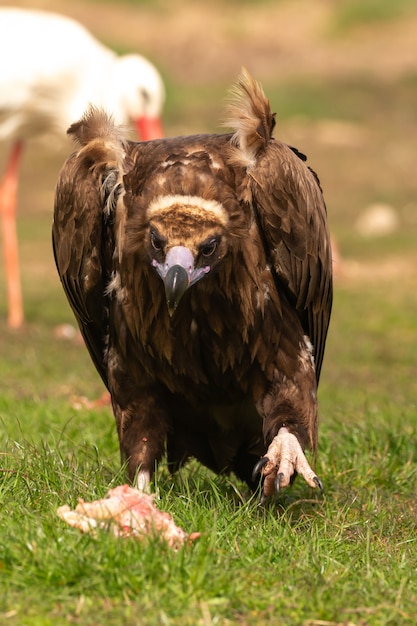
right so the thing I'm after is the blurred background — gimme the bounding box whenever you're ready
[1,0,417,406]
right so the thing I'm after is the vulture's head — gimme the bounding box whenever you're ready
[145,194,229,316]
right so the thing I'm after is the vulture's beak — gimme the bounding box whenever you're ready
[153,246,210,316]
[164,265,189,316]
[135,116,164,141]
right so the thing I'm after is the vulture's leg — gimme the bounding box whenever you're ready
[0,140,24,328]
[253,340,323,501]
[110,391,170,491]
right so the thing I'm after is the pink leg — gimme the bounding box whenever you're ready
[0,140,24,328]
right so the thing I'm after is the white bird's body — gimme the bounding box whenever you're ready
[0,7,165,328]
[0,7,165,141]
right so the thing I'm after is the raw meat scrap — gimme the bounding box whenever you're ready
[57,484,200,548]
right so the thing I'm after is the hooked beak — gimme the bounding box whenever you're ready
[164,265,189,316]
[135,116,164,141]
[153,246,210,316]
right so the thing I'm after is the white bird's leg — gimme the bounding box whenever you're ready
[253,427,323,501]
[0,140,24,328]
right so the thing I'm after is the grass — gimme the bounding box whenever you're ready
[1,369,417,625]
[331,0,417,33]
[1,2,417,623]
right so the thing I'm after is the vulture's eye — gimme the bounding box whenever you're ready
[200,238,218,258]
[150,231,164,252]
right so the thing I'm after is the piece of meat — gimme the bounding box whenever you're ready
[57,484,200,548]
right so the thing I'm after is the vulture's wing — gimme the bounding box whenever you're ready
[52,109,126,386]
[228,71,332,381]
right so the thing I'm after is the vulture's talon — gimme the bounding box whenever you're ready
[275,472,285,493]
[313,475,324,493]
[252,456,269,483]
[259,491,268,507]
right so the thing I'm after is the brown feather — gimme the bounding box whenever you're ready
[226,68,276,166]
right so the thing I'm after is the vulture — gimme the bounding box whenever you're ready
[0,7,165,328]
[53,70,332,501]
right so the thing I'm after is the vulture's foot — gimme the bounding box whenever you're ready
[252,426,323,503]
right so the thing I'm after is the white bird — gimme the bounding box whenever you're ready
[0,7,165,328]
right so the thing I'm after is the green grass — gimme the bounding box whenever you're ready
[1,340,417,625]
[331,0,417,33]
